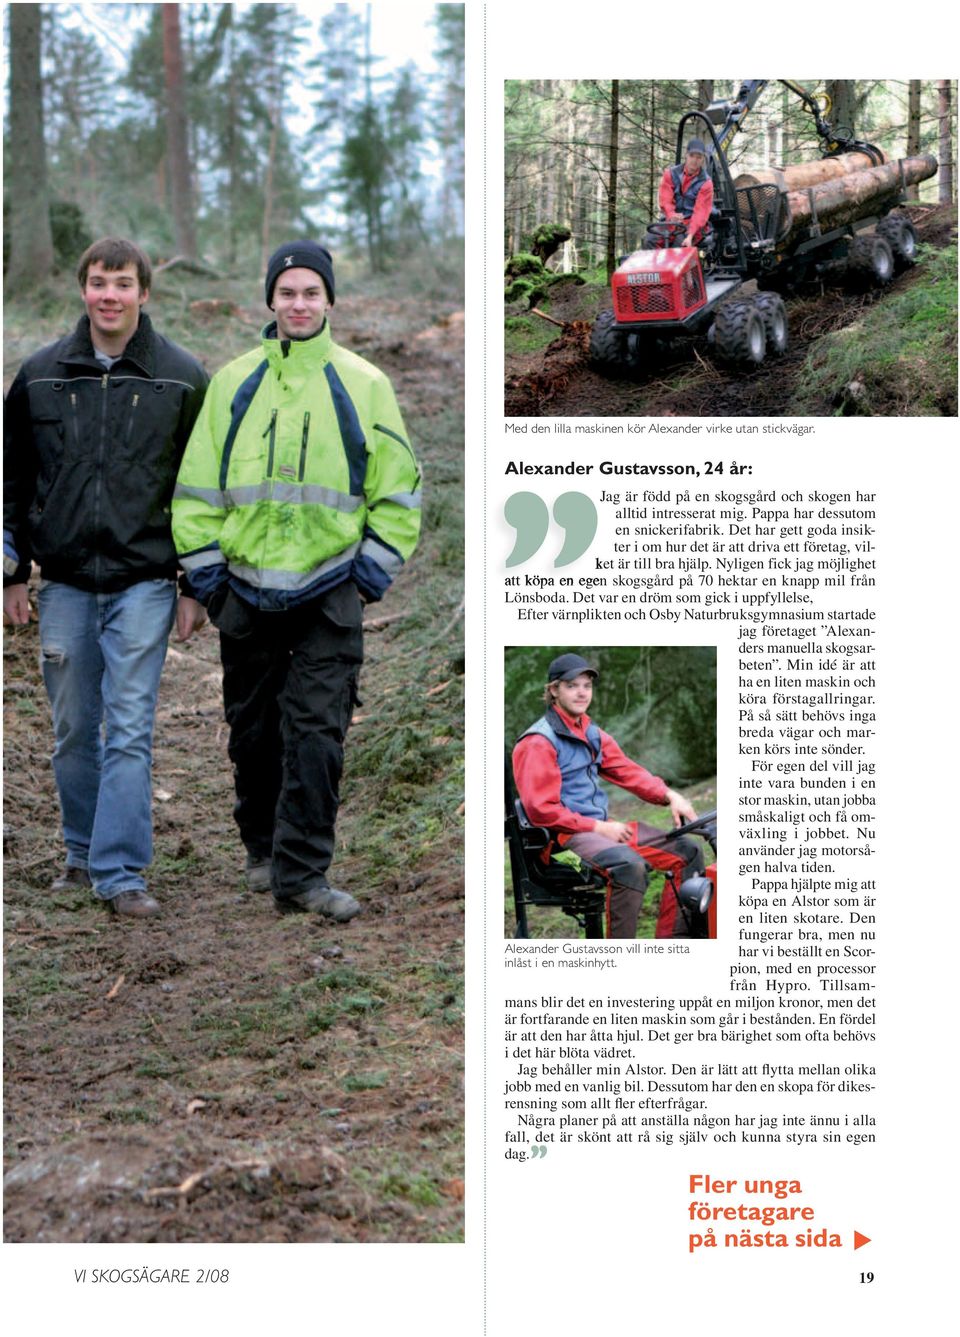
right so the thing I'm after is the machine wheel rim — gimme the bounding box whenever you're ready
[769,310,787,352]
[875,246,893,280]
[747,315,765,362]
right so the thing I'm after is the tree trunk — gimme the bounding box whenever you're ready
[260,99,280,274]
[826,81,857,138]
[735,150,888,191]
[781,83,791,164]
[225,4,239,266]
[6,4,55,293]
[647,83,656,225]
[162,4,197,259]
[605,80,620,282]
[764,116,776,168]
[938,80,954,205]
[567,85,577,263]
[906,81,922,200]
[779,155,938,242]
[697,80,714,109]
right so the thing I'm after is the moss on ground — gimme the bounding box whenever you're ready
[504,314,559,355]
[786,243,958,416]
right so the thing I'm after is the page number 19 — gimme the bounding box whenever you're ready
[860,1272,875,1284]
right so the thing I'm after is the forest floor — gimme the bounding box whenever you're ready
[3,270,466,1242]
[504,204,957,418]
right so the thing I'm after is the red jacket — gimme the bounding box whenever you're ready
[658,166,714,238]
[513,706,669,834]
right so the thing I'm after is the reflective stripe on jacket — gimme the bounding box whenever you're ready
[172,320,421,608]
[518,710,609,821]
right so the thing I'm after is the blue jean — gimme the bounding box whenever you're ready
[37,578,177,899]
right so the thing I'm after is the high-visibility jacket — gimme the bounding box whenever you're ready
[172,320,421,608]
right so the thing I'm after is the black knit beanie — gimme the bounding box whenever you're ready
[265,242,335,308]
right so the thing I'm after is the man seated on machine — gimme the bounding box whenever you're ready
[656,137,714,248]
[512,655,706,939]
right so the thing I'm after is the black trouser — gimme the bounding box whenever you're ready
[213,582,363,899]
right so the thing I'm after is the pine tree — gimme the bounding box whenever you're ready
[432,3,465,240]
[6,3,55,291]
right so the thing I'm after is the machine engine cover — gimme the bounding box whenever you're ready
[612,248,707,323]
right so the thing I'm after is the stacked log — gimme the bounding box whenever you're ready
[735,154,937,247]
[733,150,887,191]
[779,155,937,242]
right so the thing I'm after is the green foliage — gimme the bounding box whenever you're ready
[504,277,547,307]
[343,1071,389,1092]
[504,315,559,355]
[431,5,465,237]
[49,202,93,267]
[788,242,958,415]
[504,645,717,783]
[532,223,572,248]
[505,80,958,269]
[16,4,464,277]
[504,252,545,279]
[307,9,440,267]
[531,222,572,262]
[3,200,92,275]
[379,1170,443,1206]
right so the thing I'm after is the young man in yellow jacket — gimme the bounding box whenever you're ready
[173,242,421,920]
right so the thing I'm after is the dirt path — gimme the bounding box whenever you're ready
[3,299,465,1243]
[505,206,954,417]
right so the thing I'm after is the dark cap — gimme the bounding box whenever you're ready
[548,654,599,683]
[686,137,708,156]
[265,241,335,308]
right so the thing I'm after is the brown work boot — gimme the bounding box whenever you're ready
[109,890,160,918]
[50,865,92,892]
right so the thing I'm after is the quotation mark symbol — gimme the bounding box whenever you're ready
[505,491,598,568]
[530,1144,548,1159]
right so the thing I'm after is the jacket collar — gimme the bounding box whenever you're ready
[60,312,156,374]
[261,318,333,373]
[546,705,594,741]
[678,164,707,187]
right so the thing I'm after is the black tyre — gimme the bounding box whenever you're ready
[754,292,789,357]
[712,301,767,368]
[589,309,628,370]
[876,214,918,271]
[847,234,895,289]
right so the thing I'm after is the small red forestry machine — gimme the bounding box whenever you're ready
[590,80,924,372]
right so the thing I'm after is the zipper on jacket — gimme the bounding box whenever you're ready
[298,412,311,482]
[263,410,278,476]
[68,392,82,453]
[125,393,140,447]
[92,373,110,586]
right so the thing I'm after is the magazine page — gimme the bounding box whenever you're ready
[485,12,957,1337]
[2,2,474,1330]
[2,3,958,1335]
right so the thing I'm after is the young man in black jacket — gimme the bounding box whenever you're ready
[3,238,209,917]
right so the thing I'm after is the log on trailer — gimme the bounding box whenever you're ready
[734,150,887,192]
[774,155,937,244]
